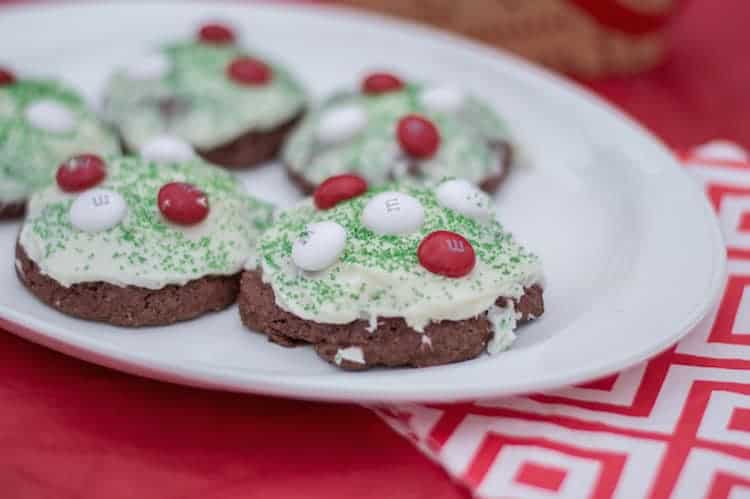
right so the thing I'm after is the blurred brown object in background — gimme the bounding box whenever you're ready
[332,0,679,76]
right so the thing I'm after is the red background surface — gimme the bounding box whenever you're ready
[0,1,748,498]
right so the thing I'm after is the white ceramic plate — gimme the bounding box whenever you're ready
[0,1,726,403]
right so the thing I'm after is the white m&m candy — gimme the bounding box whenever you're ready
[419,85,466,114]
[140,135,196,163]
[69,188,127,233]
[292,221,347,272]
[25,99,75,134]
[126,52,171,81]
[435,179,493,221]
[361,191,424,235]
[317,104,368,144]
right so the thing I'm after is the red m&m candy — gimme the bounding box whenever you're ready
[314,174,368,210]
[198,23,236,44]
[158,182,209,225]
[227,57,272,86]
[56,154,106,193]
[0,67,15,86]
[361,72,404,95]
[397,114,441,159]
[417,230,476,278]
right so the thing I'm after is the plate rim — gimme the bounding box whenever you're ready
[0,0,728,402]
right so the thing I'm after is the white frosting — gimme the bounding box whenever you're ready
[334,346,365,366]
[24,99,76,134]
[435,179,493,221]
[126,52,171,81]
[69,189,127,233]
[419,85,466,113]
[20,157,271,289]
[316,104,368,144]
[361,191,425,235]
[291,221,347,272]
[139,134,196,163]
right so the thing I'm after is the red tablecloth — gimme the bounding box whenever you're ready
[0,1,748,498]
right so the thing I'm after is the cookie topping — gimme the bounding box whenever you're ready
[125,52,171,81]
[25,99,76,134]
[292,221,347,272]
[158,182,209,226]
[397,114,440,159]
[314,174,368,210]
[0,67,15,86]
[227,56,272,86]
[435,179,493,221]
[21,157,273,289]
[56,154,107,193]
[69,188,127,233]
[417,230,476,278]
[258,183,542,333]
[419,85,466,113]
[317,104,368,144]
[140,135,196,163]
[198,23,236,44]
[361,191,424,235]
[361,72,404,94]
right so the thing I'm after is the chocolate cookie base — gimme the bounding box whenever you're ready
[197,112,304,169]
[15,243,240,327]
[0,201,26,220]
[238,270,544,370]
[285,139,514,195]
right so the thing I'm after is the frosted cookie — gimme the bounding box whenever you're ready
[283,72,515,193]
[239,175,544,370]
[16,152,274,326]
[0,68,120,218]
[103,22,307,169]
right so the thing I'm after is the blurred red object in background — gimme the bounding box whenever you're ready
[583,0,750,149]
[333,0,680,77]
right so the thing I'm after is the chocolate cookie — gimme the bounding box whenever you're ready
[16,244,239,327]
[103,22,307,169]
[17,153,273,327]
[240,270,543,370]
[0,68,120,217]
[240,176,545,370]
[283,72,516,193]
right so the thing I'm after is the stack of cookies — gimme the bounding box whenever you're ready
[3,22,545,370]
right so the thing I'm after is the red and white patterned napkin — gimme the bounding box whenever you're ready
[373,142,750,499]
